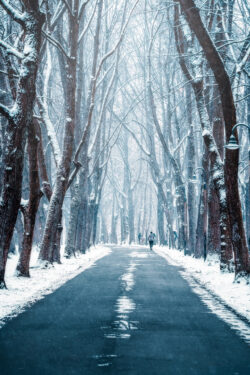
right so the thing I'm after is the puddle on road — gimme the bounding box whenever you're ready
[180,271,250,345]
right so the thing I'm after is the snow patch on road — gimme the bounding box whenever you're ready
[0,246,111,328]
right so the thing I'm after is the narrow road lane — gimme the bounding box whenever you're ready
[0,246,249,375]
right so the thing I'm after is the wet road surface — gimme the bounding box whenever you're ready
[0,246,249,374]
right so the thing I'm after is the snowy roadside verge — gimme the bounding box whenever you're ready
[154,246,250,322]
[0,245,111,328]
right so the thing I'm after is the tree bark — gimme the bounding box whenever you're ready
[16,123,42,277]
[0,2,44,287]
[195,153,208,259]
[207,176,221,255]
[39,1,80,264]
[174,3,234,270]
[157,191,165,245]
[176,0,248,276]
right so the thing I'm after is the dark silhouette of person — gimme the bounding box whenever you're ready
[148,231,155,250]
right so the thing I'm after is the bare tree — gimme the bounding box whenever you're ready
[0,1,44,288]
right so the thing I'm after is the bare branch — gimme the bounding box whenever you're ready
[50,3,66,29]
[0,39,24,59]
[0,0,25,25]
[79,0,91,20]
[0,69,18,78]
[67,161,82,190]
[61,0,74,18]
[42,31,70,60]
[0,102,12,120]
[122,122,150,157]
[95,0,139,79]
[78,0,98,44]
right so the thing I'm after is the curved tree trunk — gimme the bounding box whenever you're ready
[176,0,248,277]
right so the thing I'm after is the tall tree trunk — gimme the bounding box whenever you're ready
[0,3,44,287]
[80,197,89,253]
[176,0,248,276]
[174,3,233,271]
[157,191,165,245]
[207,176,221,255]
[187,123,196,254]
[65,180,81,258]
[16,123,42,276]
[111,194,118,243]
[246,82,250,251]
[195,158,208,259]
[39,1,80,264]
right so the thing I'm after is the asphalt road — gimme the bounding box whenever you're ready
[0,246,249,375]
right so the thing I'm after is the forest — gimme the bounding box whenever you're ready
[0,0,249,290]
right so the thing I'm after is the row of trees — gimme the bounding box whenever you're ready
[96,0,249,276]
[0,0,139,288]
[0,0,249,288]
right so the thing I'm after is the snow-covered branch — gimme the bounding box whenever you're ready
[42,31,70,60]
[173,131,190,155]
[79,0,91,20]
[78,0,98,45]
[0,39,24,59]
[121,122,150,157]
[0,102,12,120]
[37,98,61,168]
[50,3,66,28]
[61,0,73,17]
[95,0,139,80]
[0,0,25,25]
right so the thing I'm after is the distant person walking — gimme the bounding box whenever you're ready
[148,231,155,250]
[138,232,142,244]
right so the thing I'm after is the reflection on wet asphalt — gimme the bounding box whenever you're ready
[95,252,144,367]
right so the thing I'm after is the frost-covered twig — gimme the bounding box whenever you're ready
[37,98,61,168]
[61,0,74,18]
[0,39,24,59]
[79,0,91,20]
[0,0,25,25]
[78,0,97,44]
[95,0,139,80]
[42,31,70,60]
[50,2,66,28]
[173,131,190,155]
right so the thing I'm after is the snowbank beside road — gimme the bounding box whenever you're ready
[0,246,111,328]
[154,246,250,322]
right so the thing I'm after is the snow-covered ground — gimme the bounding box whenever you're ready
[154,246,250,321]
[0,245,111,328]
